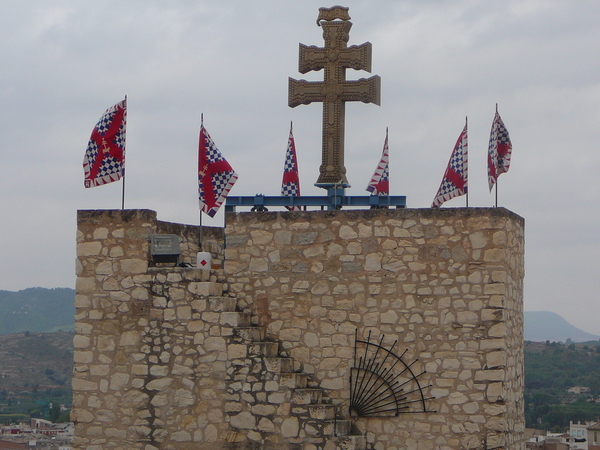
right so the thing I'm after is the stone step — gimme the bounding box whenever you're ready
[219,311,252,327]
[264,357,301,374]
[233,326,266,342]
[248,342,279,357]
[208,296,237,312]
[240,308,259,326]
[323,420,356,437]
[292,389,323,405]
[210,268,225,279]
[188,268,211,281]
[308,404,336,420]
[279,372,308,389]
[332,435,367,450]
[189,281,223,297]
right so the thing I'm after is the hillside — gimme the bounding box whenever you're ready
[0,288,75,335]
[525,340,600,430]
[0,332,73,423]
[0,332,73,391]
[524,311,600,343]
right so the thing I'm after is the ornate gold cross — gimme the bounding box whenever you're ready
[101,138,110,154]
[289,6,381,188]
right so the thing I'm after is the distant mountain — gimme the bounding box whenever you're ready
[524,311,600,343]
[0,288,74,335]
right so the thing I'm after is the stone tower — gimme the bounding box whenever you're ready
[72,206,525,450]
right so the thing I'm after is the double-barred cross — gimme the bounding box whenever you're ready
[289,9,381,188]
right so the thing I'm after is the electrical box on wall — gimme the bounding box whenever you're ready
[150,234,180,264]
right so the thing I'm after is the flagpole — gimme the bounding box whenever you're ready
[120,95,128,210]
[496,103,499,208]
[199,113,204,251]
[495,180,498,208]
[199,212,203,251]
[121,176,125,210]
[465,116,468,208]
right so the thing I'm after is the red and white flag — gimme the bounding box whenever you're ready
[83,98,126,188]
[198,123,238,218]
[488,107,512,191]
[366,129,390,195]
[432,121,468,207]
[281,123,301,211]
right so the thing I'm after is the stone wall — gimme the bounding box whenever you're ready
[73,207,525,450]
[76,209,224,270]
[73,210,228,450]
[223,208,525,450]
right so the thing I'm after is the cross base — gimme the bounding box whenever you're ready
[320,185,348,210]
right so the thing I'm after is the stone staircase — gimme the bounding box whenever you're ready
[207,281,366,450]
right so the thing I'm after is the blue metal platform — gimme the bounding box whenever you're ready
[225,188,406,212]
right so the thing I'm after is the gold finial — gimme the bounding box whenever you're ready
[317,6,350,26]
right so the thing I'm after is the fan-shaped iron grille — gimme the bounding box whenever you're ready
[349,329,435,417]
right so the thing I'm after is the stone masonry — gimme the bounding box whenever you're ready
[73,207,525,450]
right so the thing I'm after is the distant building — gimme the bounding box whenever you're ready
[588,422,600,450]
[568,386,591,395]
[570,421,600,450]
[0,438,27,449]
[30,420,52,432]
[0,425,31,436]
[0,420,72,450]
[29,420,73,438]
[525,429,571,450]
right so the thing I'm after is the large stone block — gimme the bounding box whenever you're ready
[77,242,102,257]
[73,335,90,349]
[72,378,98,391]
[189,282,223,297]
[120,258,148,274]
[230,411,256,430]
[75,277,96,294]
[281,417,299,437]
[118,330,139,346]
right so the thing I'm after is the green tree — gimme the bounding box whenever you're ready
[49,402,60,422]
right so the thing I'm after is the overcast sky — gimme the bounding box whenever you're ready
[1,1,599,334]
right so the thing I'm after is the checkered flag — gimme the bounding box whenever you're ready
[83,98,126,188]
[281,122,301,211]
[488,106,512,190]
[432,121,468,207]
[198,123,238,218]
[366,129,390,195]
